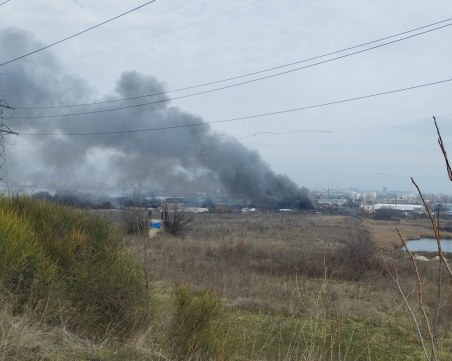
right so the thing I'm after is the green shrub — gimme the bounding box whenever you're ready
[169,285,229,360]
[0,196,147,338]
[66,243,146,337]
[0,207,58,312]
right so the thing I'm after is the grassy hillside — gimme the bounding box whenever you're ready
[0,196,147,340]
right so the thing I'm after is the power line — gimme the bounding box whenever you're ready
[0,0,157,68]
[10,21,452,119]
[11,16,452,111]
[64,0,262,64]
[0,0,11,7]
[17,76,452,136]
[239,130,337,139]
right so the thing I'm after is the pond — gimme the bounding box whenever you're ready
[403,238,452,253]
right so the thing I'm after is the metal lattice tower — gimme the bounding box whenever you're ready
[0,98,17,194]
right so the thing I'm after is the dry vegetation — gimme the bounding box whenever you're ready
[127,213,443,309]
[4,202,452,360]
[122,212,452,360]
[363,217,452,250]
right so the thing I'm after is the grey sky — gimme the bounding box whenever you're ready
[1,0,452,194]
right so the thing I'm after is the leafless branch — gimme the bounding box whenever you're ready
[432,206,443,345]
[411,178,452,277]
[397,228,437,360]
[386,264,429,360]
[434,116,452,181]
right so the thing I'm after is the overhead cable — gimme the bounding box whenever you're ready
[65,0,262,64]
[239,130,337,139]
[17,76,452,136]
[0,0,11,7]
[12,16,452,110]
[0,0,157,68]
[11,22,452,118]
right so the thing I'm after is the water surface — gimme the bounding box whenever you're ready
[403,238,452,253]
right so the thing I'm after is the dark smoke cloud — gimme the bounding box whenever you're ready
[0,27,312,209]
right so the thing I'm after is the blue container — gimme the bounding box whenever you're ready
[150,219,161,229]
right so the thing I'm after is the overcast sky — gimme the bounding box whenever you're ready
[1,0,452,195]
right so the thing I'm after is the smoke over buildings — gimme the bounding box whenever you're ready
[1,27,312,209]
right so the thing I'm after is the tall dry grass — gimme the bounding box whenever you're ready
[126,214,393,318]
[0,304,99,361]
[126,212,452,335]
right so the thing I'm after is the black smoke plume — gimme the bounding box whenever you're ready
[0,28,312,209]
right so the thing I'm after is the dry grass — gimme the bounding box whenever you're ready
[5,207,452,360]
[0,302,171,361]
[186,213,365,247]
[363,217,452,250]
[124,213,407,320]
[122,212,452,359]
[0,304,98,361]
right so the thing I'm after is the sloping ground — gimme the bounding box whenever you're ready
[0,305,98,361]
[0,196,147,340]
[0,303,163,361]
[3,204,452,360]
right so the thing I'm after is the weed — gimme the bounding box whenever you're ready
[169,285,230,360]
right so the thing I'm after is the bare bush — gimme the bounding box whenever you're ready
[336,229,378,280]
[162,205,193,236]
[122,208,148,234]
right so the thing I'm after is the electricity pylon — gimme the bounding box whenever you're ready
[0,98,17,193]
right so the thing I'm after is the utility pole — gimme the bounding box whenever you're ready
[0,97,17,193]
